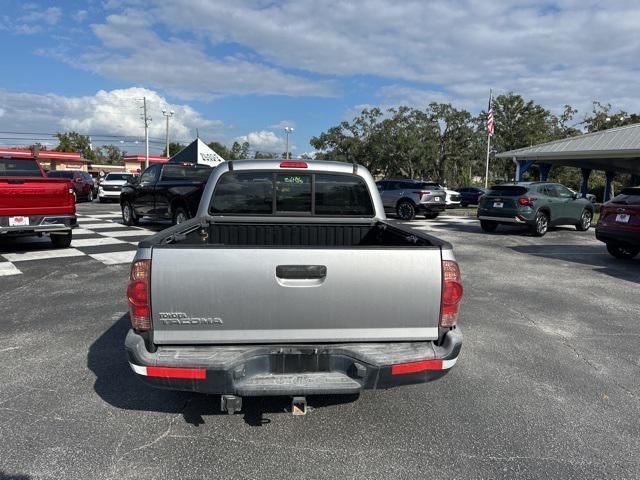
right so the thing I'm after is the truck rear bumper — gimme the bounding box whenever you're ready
[125,328,462,396]
[0,215,76,235]
[595,227,640,247]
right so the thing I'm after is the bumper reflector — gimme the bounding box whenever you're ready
[130,363,206,379]
[391,357,457,375]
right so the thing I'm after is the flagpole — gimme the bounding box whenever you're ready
[484,89,492,189]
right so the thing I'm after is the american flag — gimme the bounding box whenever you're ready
[487,91,494,137]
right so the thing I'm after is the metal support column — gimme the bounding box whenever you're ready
[538,163,552,182]
[603,171,615,202]
[580,168,591,198]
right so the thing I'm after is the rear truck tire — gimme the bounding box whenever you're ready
[122,201,139,226]
[50,231,72,248]
[396,200,416,221]
[87,190,94,202]
[172,206,189,225]
[424,212,439,220]
[575,209,592,231]
[480,220,498,232]
[606,243,640,259]
[532,211,549,237]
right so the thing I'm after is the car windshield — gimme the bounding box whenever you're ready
[0,158,43,177]
[47,171,75,179]
[487,185,528,196]
[105,173,134,181]
[610,187,640,205]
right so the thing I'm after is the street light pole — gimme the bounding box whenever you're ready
[162,109,174,159]
[140,97,151,169]
[284,126,294,159]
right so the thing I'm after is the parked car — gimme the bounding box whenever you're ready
[477,182,594,236]
[0,156,76,248]
[120,162,212,226]
[568,188,597,204]
[47,170,95,202]
[595,186,640,259]
[376,179,446,220]
[125,160,463,413]
[98,172,136,203]
[444,188,461,208]
[456,187,486,207]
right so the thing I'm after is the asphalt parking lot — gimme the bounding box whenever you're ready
[1,202,639,479]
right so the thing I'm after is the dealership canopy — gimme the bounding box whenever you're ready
[168,138,225,167]
[495,123,640,200]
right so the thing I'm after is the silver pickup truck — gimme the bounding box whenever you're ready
[125,160,463,413]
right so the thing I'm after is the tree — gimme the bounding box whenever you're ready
[95,144,125,165]
[207,141,230,160]
[162,142,185,157]
[582,101,640,132]
[54,131,96,161]
[240,141,250,159]
[254,151,277,159]
[229,141,243,160]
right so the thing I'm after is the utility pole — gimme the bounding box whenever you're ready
[140,97,151,169]
[162,109,174,159]
[484,89,494,189]
[284,126,294,159]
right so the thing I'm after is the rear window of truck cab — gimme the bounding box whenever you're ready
[0,159,42,177]
[210,171,374,216]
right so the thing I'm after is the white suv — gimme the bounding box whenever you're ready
[98,172,136,203]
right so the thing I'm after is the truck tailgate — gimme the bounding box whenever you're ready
[0,178,74,216]
[150,247,442,344]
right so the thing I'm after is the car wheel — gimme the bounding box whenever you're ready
[87,190,94,202]
[532,211,549,237]
[480,220,498,232]
[172,207,189,225]
[122,201,139,226]
[576,209,592,231]
[396,200,416,221]
[50,231,72,248]
[424,212,439,219]
[606,244,640,260]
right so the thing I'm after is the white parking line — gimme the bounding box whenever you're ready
[98,229,155,237]
[86,214,122,218]
[88,251,136,265]
[0,263,22,276]
[76,223,128,229]
[2,248,85,262]
[71,237,125,248]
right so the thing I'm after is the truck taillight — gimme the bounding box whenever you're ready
[279,161,308,168]
[440,260,463,327]
[127,260,151,331]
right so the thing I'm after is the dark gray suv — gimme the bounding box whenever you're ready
[376,180,447,220]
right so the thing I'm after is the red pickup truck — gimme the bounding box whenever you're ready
[0,156,77,248]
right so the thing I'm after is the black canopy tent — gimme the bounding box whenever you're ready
[496,123,640,201]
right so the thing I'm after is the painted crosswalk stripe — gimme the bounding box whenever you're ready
[98,229,155,237]
[76,223,128,229]
[88,250,136,265]
[71,237,125,248]
[0,263,22,276]
[2,248,85,262]
[86,213,122,218]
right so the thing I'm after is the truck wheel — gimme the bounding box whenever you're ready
[172,207,189,225]
[480,220,498,232]
[575,209,592,231]
[532,211,549,237]
[424,212,439,220]
[461,202,468,208]
[396,200,416,221]
[51,231,72,248]
[122,201,139,226]
[606,244,639,259]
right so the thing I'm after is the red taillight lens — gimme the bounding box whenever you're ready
[279,161,308,168]
[518,197,536,207]
[127,260,151,331]
[440,260,463,327]
[413,190,432,198]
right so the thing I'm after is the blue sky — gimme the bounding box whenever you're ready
[1,0,639,156]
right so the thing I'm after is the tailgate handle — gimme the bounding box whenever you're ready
[276,265,327,280]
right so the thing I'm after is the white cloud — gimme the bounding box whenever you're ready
[0,87,223,145]
[1,6,62,35]
[73,10,88,22]
[236,130,295,153]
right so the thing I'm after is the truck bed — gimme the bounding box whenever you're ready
[142,219,444,345]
